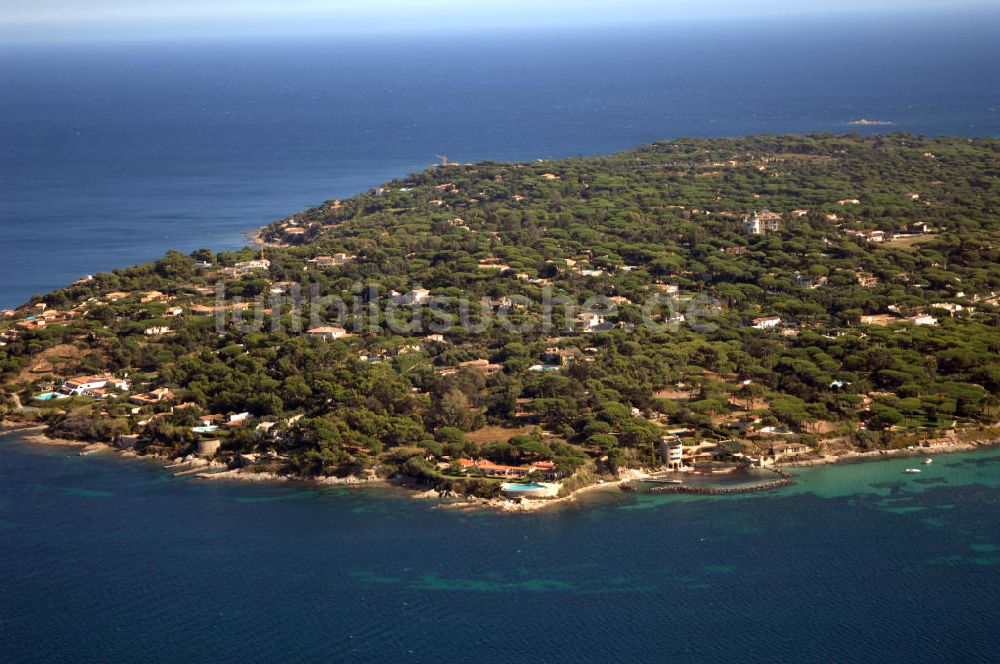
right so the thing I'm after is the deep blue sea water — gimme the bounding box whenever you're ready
[2,13,999,308]
[3,435,1000,662]
[3,13,1000,662]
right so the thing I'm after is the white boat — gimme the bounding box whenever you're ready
[922,458,933,465]
[904,468,921,474]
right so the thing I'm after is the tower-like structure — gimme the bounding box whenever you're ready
[660,438,685,471]
[743,212,763,236]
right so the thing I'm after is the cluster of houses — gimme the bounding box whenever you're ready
[791,270,880,289]
[734,202,936,246]
[0,302,84,339]
[842,222,935,244]
[307,253,357,269]
[659,437,811,472]
[861,313,939,327]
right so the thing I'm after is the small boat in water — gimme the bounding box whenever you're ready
[904,468,921,474]
[922,458,933,465]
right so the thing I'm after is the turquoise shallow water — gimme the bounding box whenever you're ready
[2,435,1000,663]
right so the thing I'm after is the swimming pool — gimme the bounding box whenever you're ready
[501,483,548,491]
[33,392,69,401]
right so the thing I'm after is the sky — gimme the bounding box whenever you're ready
[1,0,996,41]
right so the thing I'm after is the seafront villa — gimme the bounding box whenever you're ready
[660,438,775,473]
[454,458,559,480]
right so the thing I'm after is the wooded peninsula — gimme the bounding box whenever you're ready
[2,134,998,502]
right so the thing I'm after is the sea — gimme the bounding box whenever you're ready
[2,12,1000,309]
[2,10,1000,662]
[3,435,1000,662]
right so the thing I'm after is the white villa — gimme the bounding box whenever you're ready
[391,289,432,305]
[752,316,782,330]
[59,374,131,397]
[233,259,271,274]
[307,326,350,341]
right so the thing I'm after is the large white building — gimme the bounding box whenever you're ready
[233,259,271,274]
[751,316,782,330]
[59,374,130,397]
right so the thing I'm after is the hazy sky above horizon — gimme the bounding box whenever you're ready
[1,0,996,41]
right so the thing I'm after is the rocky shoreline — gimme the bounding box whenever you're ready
[775,439,1000,469]
[193,467,386,487]
[5,421,1000,511]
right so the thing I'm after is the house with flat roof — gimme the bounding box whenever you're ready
[907,314,938,326]
[771,441,811,457]
[751,316,782,330]
[233,259,271,274]
[59,374,130,397]
[309,253,357,268]
[457,359,503,375]
[307,326,350,341]
[391,289,432,305]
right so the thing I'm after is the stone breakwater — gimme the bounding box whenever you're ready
[620,478,794,495]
